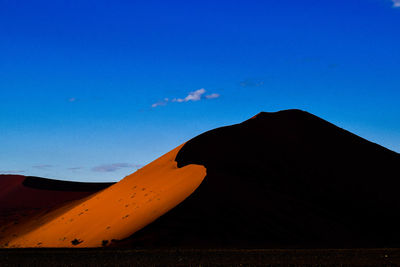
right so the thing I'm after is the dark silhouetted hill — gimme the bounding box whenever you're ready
[117,109,400,248]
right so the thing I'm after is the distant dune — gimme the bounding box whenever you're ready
[0,175,113,212]
[1,109,400,248]
[0,175,113,246]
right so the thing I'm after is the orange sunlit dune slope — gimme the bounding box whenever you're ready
[2,144,206,247]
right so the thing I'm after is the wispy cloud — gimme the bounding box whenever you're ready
[205,93,220,99]
[393,0,400,7]
[0,170,25,174]
[151,88,220,108]
[68,97,77,102]
[151,98,169,108]
[239,79,264,88]
[92,163,142,172]
[68,167,84,171]
[32,164,53,169]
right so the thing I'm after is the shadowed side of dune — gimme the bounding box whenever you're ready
[116,109,400,248]
[0,175,114,212]
[22,176,114,192]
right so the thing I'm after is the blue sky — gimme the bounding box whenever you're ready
[0,0,399,182]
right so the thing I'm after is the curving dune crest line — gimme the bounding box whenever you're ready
[3,144,206,248]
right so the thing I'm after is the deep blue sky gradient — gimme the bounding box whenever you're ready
[1,0,399,181]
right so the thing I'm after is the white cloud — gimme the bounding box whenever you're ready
[151,98,169,108]
[393,0,400,7]
[152,89,220,108]
[205,93,220,99]
[172,88,206,103]
[92,163,142,172]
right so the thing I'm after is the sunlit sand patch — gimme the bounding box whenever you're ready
[4,144,206,247]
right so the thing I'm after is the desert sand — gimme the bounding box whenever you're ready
[2,109,400,249]
[0,175,112,213]
[1,144,205,247]
[0,175,112,241]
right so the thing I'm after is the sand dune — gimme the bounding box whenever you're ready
[1,145,205,247]
[0,175,113,247]
[2,109,400,248]
[0,175,112,212]
[120,109,400,248]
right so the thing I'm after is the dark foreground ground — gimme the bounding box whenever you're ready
[1,248,400,266]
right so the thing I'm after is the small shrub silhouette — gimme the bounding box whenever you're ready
[102,240,109,247]
[71,239,83,245]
